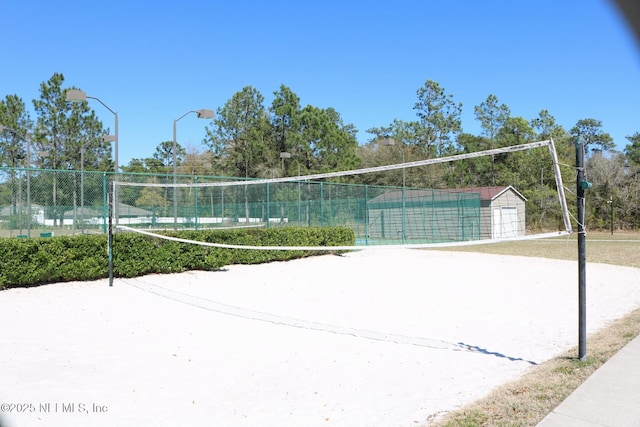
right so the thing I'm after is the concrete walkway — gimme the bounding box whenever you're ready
[537,334,640,426]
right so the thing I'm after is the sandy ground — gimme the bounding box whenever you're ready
[1,249,640,427]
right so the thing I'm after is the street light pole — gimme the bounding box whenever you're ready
[66,90,118,173]
[66,89,119,226]
[172,109,214,230]
[279,151,291,174]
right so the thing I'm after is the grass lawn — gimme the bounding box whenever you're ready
[435,231,640,269]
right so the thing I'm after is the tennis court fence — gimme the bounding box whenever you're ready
[0,167,485,244]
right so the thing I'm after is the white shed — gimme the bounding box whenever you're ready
[454,186,527,239]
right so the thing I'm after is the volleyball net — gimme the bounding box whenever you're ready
[114,139,571,250]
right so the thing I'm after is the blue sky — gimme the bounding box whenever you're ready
[2,0,638,167]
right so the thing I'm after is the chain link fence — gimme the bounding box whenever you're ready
[1,167,483,244]
[0,167,109,238]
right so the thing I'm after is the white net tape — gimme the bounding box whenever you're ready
[119,140,553,188]
[115,139,571,250]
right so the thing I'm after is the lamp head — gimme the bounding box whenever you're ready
[66,89,87,102]
[196,109,214,119]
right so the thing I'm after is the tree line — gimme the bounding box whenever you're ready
[2,72,640,230]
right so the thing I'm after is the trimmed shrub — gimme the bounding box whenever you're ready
[0,226,355,290]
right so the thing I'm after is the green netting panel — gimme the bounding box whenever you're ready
[1,168,480,245]
[365,189,481,244]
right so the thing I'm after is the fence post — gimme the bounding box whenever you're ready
[195,176,199,231]
[365,185,369,245]
[266,182,270,229]
[320,182,324,227]
[108,187,114,287]
[102,173,107,234]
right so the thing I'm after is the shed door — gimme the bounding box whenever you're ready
[501,207,518,238]
[493,206,518,238]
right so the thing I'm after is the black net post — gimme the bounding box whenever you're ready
[576,138,589,360]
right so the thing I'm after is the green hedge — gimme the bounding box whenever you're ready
[0,226,355,290]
